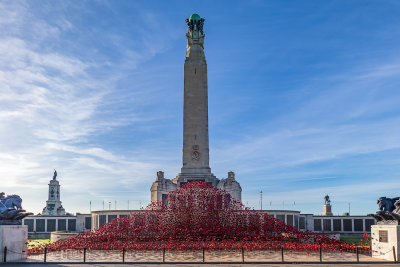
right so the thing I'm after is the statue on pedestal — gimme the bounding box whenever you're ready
[322,195,333,216]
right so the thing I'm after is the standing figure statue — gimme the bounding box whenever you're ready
[53,169,57,180]
[324,195,331,205]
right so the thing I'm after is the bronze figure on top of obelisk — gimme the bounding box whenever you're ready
[150,14,242,203]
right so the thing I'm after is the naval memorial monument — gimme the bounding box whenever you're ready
[151,14,242,202]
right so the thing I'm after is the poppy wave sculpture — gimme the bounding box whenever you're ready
[28,182,370,255]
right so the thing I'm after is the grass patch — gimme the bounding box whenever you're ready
[27,239,53,249]
[341,237,363,244]
[340,237,371,248]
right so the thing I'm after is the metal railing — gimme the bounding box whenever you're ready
[2,245,395,264]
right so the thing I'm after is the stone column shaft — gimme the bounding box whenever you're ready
[181,16,211,175]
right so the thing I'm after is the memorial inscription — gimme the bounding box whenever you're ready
[379,230,388,242]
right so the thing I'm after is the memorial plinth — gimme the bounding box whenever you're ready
[0,225,28,262]
[371,222,400,261]
[369,196,400,261]
[323,204,333,216]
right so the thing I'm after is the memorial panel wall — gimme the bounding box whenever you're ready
[343,219,352,231]
[99,215,106,228]
[68,219,76,231]
[24,219,34,232]
[85,217,92,230]
[333,219,341,231]
[314,219,322,231]
[287,215,294,226]
[277,215,285,222]
[36,219,45,232]
[354,219,363,231]
[299,217,306,229]
[323,219,331,231]
[47,219,56,232]
[108,215,117,222]
[58,219,66,231]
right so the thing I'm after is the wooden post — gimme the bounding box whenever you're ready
[319,244,322,262]
[356,247,359,262]
[163,248,166,262]
[3,246,6,263]
[44,247,47,263]
[242,247,244,262]
[122,246,125,263]
[393,246,396,262]
[281,246,284,262]
[83,247,86,262]
[202,247,205,263]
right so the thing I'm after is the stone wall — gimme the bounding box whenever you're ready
[0,225,28,262]
[371,224,400,261]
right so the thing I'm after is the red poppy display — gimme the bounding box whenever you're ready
[28,182,370,255]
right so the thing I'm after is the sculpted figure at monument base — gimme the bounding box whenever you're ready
[0,193,32,225]
[0,192,29,261]
[369,197,400,222]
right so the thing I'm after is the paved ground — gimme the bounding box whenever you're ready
[1,264,400,267]
[22,250,387,263]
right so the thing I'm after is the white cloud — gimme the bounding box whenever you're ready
[0,1,177,214]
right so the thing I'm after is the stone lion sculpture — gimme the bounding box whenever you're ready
[377,197,398,212]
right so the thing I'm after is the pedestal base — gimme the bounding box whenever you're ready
[173,173,219,187]
[0,225,28,262]
[371,224,400,261]
[322,204,333,216]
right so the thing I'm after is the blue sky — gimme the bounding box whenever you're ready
[1,0,400,215]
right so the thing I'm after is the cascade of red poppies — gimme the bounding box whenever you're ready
[28,182,370,255]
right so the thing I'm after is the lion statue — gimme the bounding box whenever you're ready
[377,197,399,213]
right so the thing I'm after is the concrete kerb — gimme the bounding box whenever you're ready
[0,261,398,265]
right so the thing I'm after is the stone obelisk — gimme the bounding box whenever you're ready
[151,14,241,202]
[174,14,218,186]
[182,14,210,174]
